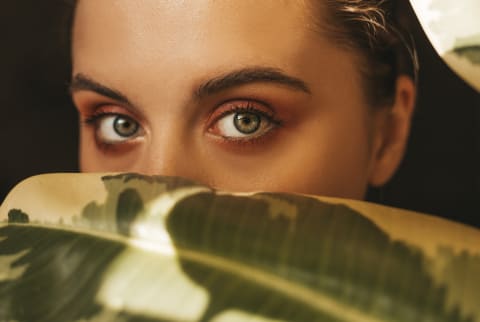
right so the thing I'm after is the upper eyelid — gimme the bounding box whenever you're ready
[73,96,147,127]
[83,111,126,124]
[208,99,275,120]
[213,97,275,112]
[81,105,142,122]
[216,106,274,120]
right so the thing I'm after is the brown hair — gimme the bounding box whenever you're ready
[314,0,419,107]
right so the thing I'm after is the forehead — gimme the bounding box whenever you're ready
[73,0,311,37]
[72,0,363,107]
[72,0,317,70]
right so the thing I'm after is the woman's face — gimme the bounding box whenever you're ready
[71,0,413,198]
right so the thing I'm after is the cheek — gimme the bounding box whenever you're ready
[300,117,373,198]
[296,110,373,198]
[264,135,371,198]
[202,109,373,198]
[78,127,136,172]
[79,128,101,172]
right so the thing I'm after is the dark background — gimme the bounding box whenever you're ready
[1,2,479,226]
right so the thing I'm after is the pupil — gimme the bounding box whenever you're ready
[114,116,138,137]
[234,113,260,134]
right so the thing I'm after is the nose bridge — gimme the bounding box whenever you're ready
[135,127,197,180]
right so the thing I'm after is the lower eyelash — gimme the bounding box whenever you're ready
[219,123,281,147]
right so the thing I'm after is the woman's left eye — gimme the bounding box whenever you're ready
[211,109,277,140]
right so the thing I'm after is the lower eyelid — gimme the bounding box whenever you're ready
[209,121,280,146]
[211,127,281,151]
[91,132,144,155]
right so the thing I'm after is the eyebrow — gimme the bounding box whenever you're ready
[70,67,311,104]
[70,74,133,106]
[194,67,311,99]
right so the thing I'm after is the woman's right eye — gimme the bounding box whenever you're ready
[90,114,141,144]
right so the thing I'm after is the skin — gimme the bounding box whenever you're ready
[71,0,415,199]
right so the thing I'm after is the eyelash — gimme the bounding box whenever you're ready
[215,104,275,124]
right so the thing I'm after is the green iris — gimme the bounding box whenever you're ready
[233,112,261,134]
[113,116,139,138]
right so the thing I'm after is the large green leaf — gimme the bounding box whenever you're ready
[0,173,479,321]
